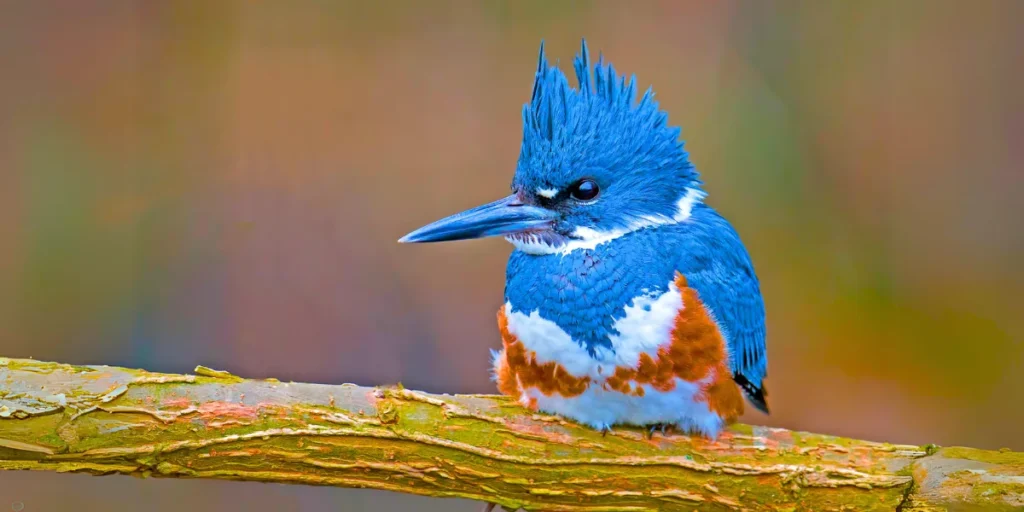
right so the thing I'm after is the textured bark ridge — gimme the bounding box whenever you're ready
[0,358,1020,511]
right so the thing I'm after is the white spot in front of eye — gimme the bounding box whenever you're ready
[536,187,558,199]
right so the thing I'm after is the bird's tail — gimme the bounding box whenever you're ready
[733,373,769,414]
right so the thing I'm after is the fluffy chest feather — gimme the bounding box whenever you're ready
[503,279,683,379]
[504,229,681,356]
[493,272,744,437]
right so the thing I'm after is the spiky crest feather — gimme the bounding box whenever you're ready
[518,39,700,189]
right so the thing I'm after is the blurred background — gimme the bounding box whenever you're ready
[1,1,1022,510]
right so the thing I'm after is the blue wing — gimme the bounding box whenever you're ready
[674,207,769,412]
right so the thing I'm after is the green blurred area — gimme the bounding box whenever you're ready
[0,1,1021,510]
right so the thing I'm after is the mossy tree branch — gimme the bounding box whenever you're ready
[0,357,1020,511]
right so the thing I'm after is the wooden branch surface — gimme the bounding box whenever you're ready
[0,357,1021,511]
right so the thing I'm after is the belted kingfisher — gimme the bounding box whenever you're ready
[400,40,767,438]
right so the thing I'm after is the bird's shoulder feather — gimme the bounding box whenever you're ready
[667,207,769,412]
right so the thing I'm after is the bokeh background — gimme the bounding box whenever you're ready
[1,1,1022,510]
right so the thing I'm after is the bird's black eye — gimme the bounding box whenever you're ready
[569,179,600,201]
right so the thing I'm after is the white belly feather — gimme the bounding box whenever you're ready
[499,279,726,436]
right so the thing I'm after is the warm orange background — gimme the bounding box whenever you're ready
[1,1,1021,510]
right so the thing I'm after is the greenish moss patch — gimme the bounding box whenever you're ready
[941,447,1024,467]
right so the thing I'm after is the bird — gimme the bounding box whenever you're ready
[399,39,768,441]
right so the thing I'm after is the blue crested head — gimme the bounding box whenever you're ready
[400,39,705,253]
[512,40,703,245]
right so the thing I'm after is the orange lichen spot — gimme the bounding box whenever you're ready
[195,401,260,421]
[161,397,192,408]
[496,309,590,400]
[913,465,929,484]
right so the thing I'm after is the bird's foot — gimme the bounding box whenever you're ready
[480,503,499,512]
[598,423,613,436]
[645,423,676,440]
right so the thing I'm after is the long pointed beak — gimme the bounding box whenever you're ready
[399,194,556,243]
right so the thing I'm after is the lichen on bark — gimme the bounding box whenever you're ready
[0,357,1020,511]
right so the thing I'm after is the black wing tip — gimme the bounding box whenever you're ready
[734,373,770,415]
[748,390,770,414]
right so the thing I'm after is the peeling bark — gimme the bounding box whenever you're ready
[0,357,1020,511]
